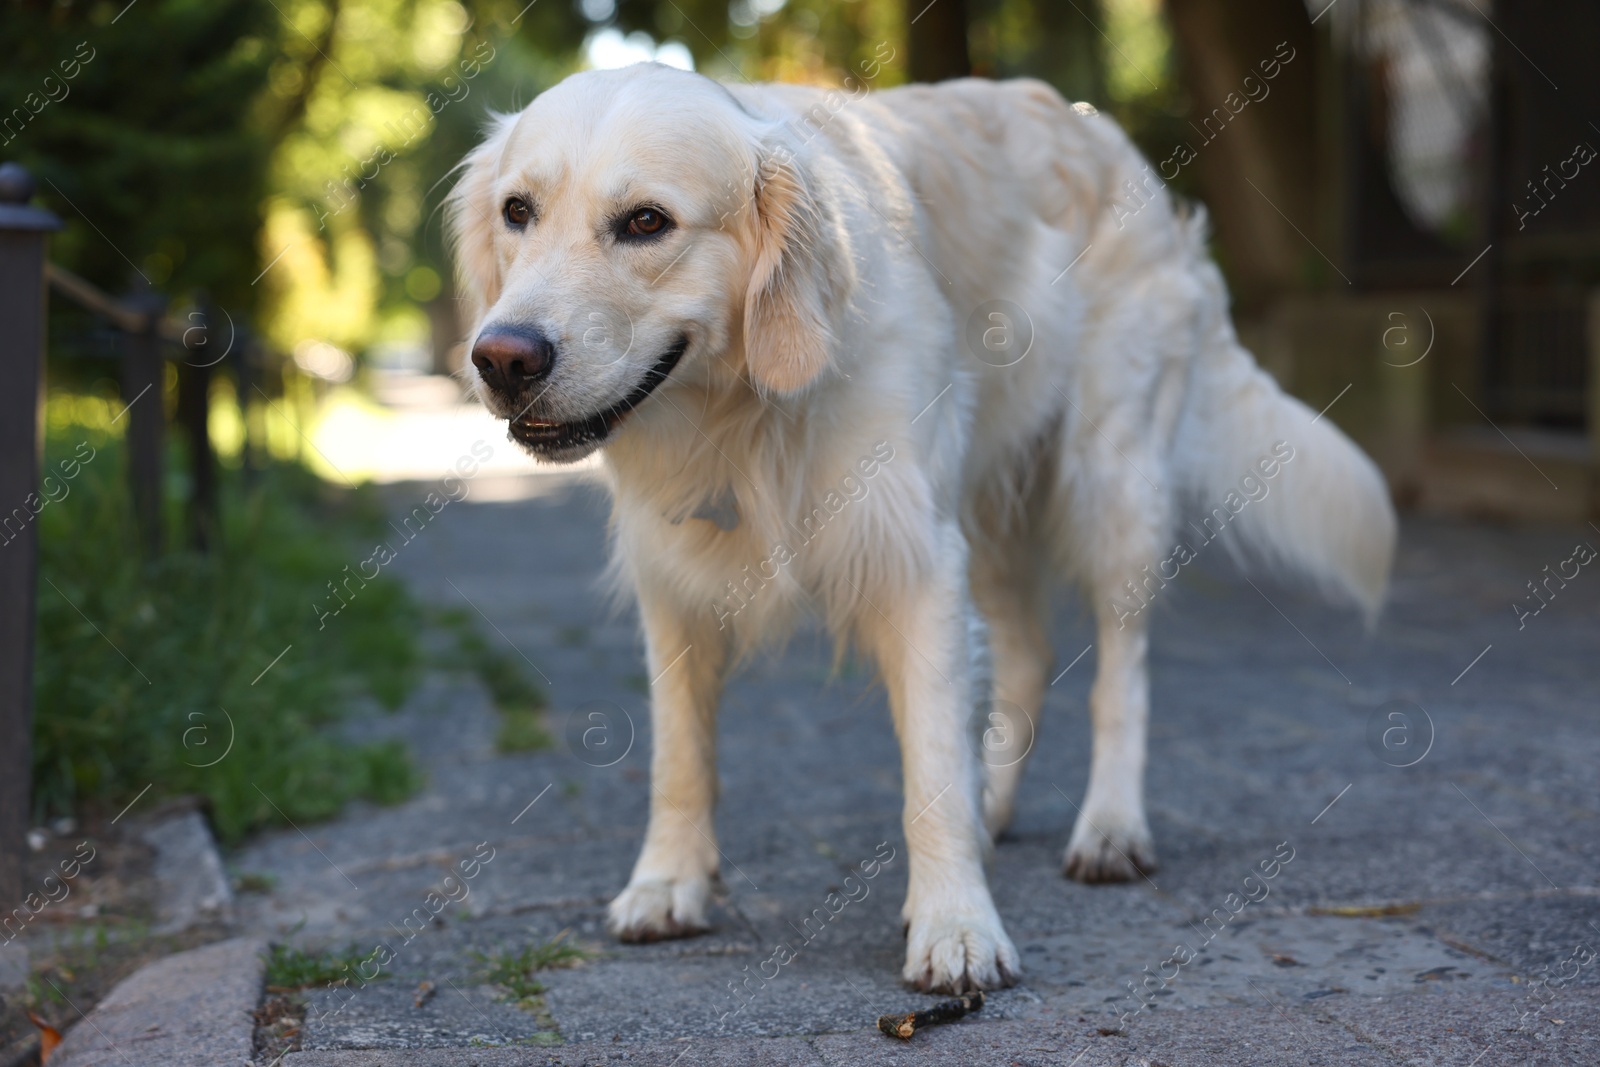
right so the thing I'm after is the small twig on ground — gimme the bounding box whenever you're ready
[876,990,984,1039]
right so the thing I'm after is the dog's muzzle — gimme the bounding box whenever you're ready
[506,335,689,454]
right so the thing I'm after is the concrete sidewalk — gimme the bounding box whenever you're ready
[226,474,1600,1065]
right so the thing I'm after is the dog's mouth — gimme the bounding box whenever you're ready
[507,336,688,453]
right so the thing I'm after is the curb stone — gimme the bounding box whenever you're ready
[48,936,266,1067]
[141,808,235,933]
[0,944,27,995]
[0,944,34,1067]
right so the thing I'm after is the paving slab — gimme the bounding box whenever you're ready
[1322,986,1600,1067]
[227,479,1599,1064]
[49,935,265,1067]
[285,1037,826,1066]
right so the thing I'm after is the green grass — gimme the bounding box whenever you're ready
[264,942,381,990]
[493,708,552,753]
[474,933,592,1002]
[437,609,551,753]
[31,409,424,842]
[469,1033,564,1048]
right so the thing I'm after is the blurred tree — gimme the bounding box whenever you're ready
[1163,0,1320,310]
[0,0,276,310]
[968,0,1098,100]
[907,0,970,82]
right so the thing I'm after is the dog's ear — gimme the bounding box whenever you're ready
[446,111,519,331]
[742,142,854,394]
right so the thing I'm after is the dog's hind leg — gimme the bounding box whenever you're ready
[607,589,729,942]
[1051,272,1198,883]
[1063,589,1158,882]
[1054,415,1174,883]
[971,538,1051,842]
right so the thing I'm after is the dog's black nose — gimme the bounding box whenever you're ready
[471,325,555,394]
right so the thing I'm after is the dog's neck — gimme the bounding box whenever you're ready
[600,363,822,535]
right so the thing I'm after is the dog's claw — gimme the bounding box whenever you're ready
[1063,825,1158,883]
[608,877,711,942]
[901,911,1022,993]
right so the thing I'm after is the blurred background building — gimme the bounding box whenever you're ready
[4,0,1597,515]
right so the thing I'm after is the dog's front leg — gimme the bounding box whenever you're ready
[607,587,728,942]
[857,524,1021,992]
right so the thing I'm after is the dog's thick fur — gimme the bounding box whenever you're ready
[448,64,1396,994]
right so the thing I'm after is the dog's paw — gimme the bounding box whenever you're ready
[1063,817,1157,883]
[901,907,1021,993]
[607,876,711,942]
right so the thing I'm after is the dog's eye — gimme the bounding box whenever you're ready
[504,197,531,227]
[623,207,670,239]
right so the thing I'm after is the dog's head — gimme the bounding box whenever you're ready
[447,63,855,462]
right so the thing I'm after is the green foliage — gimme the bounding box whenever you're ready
[264,941,381,990]
[0,0,276,306]
[474,932,592,1002]
[32,415,424,843]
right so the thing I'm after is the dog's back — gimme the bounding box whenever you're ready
[841,76,1396,618]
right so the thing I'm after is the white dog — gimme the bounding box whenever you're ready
[448,63,1395,993]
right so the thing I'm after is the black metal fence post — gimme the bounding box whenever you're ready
[123,291,166,556]
[0,163,61,903]
[178,298,217,550]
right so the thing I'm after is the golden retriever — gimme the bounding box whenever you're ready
[448,63,1395,993]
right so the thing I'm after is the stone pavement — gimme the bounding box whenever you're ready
[228,470,1600,1065]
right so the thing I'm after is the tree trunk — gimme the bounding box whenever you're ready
[1164,0,1320,312]
[907,0,971,84]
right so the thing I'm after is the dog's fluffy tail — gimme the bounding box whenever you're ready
[1171,259,1397,622]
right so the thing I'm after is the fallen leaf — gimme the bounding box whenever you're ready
[28,1010,63,1063]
